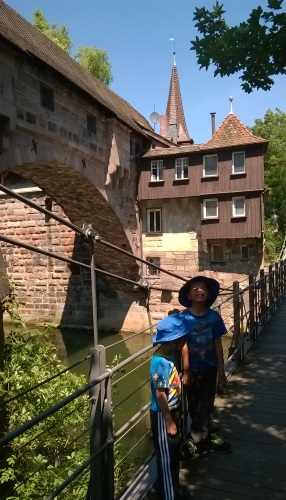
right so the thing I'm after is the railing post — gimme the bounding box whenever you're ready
[100,347,114,500]
[249,274,256,341]
[260,268,266,326]
[231,281,241,360]
[269,265,274,316]
[283,260,286,300]
[275,262,279,308]
[88,348,103,500]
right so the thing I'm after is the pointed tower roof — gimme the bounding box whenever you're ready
[201,113,267,151]
[165,58,190,143]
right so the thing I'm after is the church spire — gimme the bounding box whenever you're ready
[166,61,190,143]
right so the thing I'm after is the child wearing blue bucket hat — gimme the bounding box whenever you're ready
[150,314,190,500]
[179,276,231,454]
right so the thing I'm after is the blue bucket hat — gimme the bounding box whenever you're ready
[152,313,189,345]
[178,276,220,308]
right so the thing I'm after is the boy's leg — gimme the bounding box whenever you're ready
[150,409,180,500]
[191,368,217,441]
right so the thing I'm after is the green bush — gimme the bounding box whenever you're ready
[0,328,89,499]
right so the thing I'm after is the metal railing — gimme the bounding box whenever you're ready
[0,182,286,499]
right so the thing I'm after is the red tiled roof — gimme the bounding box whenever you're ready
[200,113,267,151]
[142,144,201,158]
[166,63,190,143]
[0,1,152,136]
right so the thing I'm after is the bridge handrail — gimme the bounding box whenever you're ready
[1,181,286,499]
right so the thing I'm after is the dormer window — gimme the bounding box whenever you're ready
[175,158,188,179]
[203,155,218,177]
[232,152,245,174]
[151,160,163,182]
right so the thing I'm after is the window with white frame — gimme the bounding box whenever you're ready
[203,155,218,177]
[151,160,163,181]
[240,245,249,260]
[175,158,188,179]
[211,245,225,263]
[147,208,162,233]
[146,257,160,275]
[232,196,246,217]
[232,152,245,174]
[203,198,218,219]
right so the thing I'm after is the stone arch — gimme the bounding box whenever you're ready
[0,142,140,282]
[0,144,145,330]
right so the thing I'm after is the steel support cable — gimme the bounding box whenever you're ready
[113,401,151,442]
[0,183,86,237]
[115,428,151,468]
[0,183,188,285]
[112,379,149,412]
[2,458,60,500]
[113,453,155,500]
[0,374,108,448]
[0,233,186,296]
[114,404,151,443]
[112,356,152,386]
[106,323,157,349]
[0,354,92,408]
[0,234,147,289]
[46,442,110,500]
[0,397,86,468]
[0,343,153,448]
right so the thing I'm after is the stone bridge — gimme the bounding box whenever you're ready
[0,2,165,330]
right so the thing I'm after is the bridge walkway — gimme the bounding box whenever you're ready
[147,301,286,500]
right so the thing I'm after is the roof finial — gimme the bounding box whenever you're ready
[169,37,176,66]
[229,96,234,114]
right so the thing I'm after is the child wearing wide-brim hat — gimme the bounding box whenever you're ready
[150,314,190,499]
[179,276,232,454]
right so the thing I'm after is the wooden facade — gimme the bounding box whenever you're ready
[138,143,265,239]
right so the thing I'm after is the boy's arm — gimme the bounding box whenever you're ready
[181,341,193,385]
[214,338,227,387]
[156,388,177,435]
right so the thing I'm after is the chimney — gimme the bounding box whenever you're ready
[210,112,216,136]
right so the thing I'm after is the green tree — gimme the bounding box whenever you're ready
[33,9,72,53]
[33,10,113,85]
[75,45,113,86]
[191,0,286,92]
[250,108,286,260]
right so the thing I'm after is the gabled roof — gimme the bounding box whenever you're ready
[201,113,267,151]
[166,62,190,143]
[0,1,152,136]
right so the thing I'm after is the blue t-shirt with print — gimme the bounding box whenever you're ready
[150,354,181,412]
[181,308,227,371]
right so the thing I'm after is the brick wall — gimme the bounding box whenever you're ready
[0,191,93,327]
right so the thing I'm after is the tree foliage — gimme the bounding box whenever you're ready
[191,0,286,92]
[33,10,113,86]
[250,108,286,261]
[33,9,72,53]
[74,46,113,86]
[0,328,89,499]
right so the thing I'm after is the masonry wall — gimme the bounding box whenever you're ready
[0,191,93,327]
[141,198,264,327]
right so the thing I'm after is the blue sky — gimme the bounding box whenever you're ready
[4,0,286,143]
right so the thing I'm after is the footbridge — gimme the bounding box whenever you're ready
[0,184,286,500]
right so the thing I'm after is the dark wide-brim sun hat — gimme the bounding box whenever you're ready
[178,276,220,308]
[152,313,190,345]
